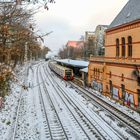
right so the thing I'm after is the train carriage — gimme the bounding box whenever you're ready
[48,61,74,80]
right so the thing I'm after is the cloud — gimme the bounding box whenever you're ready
[35,16,84,51]
[34,0,128,52]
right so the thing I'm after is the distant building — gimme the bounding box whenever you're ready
[66,41,84,48]
[94,25,108,56]
[45,51,58,60]
[84,31,95,58]
[66,41,84,59]
[88,0,140,109]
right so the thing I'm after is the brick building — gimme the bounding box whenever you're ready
[88,0,140,109]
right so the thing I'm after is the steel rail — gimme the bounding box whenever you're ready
[43,64,92,140]
[44,63,123,140]
[39,66,69,140]
[36,65,53,139]
[12,65,29,140]
[70,82,140,139]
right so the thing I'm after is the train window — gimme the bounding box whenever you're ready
[65,70,72,80]
[65,70,72,76]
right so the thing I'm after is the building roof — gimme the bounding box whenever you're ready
[66,41,84,48]
[101,25,109,28]
[97,25,109,28]
[109,0,140,29]
[80,67,88,73]
[56,59,89,68]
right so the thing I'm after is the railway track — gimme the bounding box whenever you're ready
[12,91,23,140]
[43,63,125,140]
[12,61,140,139]
[12,65,29,140]
[43,67,94,139]
[69,81,140,139]
[37,65,68,140]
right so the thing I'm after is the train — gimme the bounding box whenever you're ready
[48,61,74,80]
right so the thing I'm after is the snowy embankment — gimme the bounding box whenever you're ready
[53,77,137,140]
[0,62,40,140]
[13,63,40,140]
[0,66,25,140]
[44,63,137,139]
[0,61,139,140]
[0,85,21,139]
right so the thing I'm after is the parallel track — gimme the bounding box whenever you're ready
[69,82,140,139]
[44,63,124,140]
[37,64,68,139]
[12,91,23,140]
[12,65,29,140]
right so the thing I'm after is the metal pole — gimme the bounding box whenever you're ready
[24,42,28,63]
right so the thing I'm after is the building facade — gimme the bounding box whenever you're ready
[88,0,140,109]
[84,31,95,57]
[94,25,108,56]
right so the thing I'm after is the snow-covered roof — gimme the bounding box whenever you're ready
[66,41,84,48]
[56,59,89,68]
[80,67,88,73]
[109,0,140,29]
[46,51,58,58]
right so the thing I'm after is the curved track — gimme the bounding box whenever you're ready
[43,62,125,140]
[12,61,139,140]
[36,64,68,140]
[69,82,140,139]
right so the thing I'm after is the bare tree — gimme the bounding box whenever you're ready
[58,45,84,60]
[0,1,47,97]
[0,1,33,63]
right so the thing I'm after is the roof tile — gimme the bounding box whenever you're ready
[109,0,140,29]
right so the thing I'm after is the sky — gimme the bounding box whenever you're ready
[34,0,128,52]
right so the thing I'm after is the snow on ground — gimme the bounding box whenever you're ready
[0,65,26,140]
[0,61,140,140]
[87,89,140,123]
[41,66,88,139]
[0,84,21,140]
[56,59,89,67]
[0,62,41,140]
[53,77,137,139]
[46,64,138,139]
[14,67,40,140]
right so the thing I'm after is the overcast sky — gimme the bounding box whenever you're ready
[34,0,128,52]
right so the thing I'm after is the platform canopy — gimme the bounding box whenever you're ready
[80,67,88,73]
[56,59,89,68]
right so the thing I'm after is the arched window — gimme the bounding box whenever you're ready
[128,36,132,57]
[116,39,119,57]
[122,37,125,57]
[97,69,100,79]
